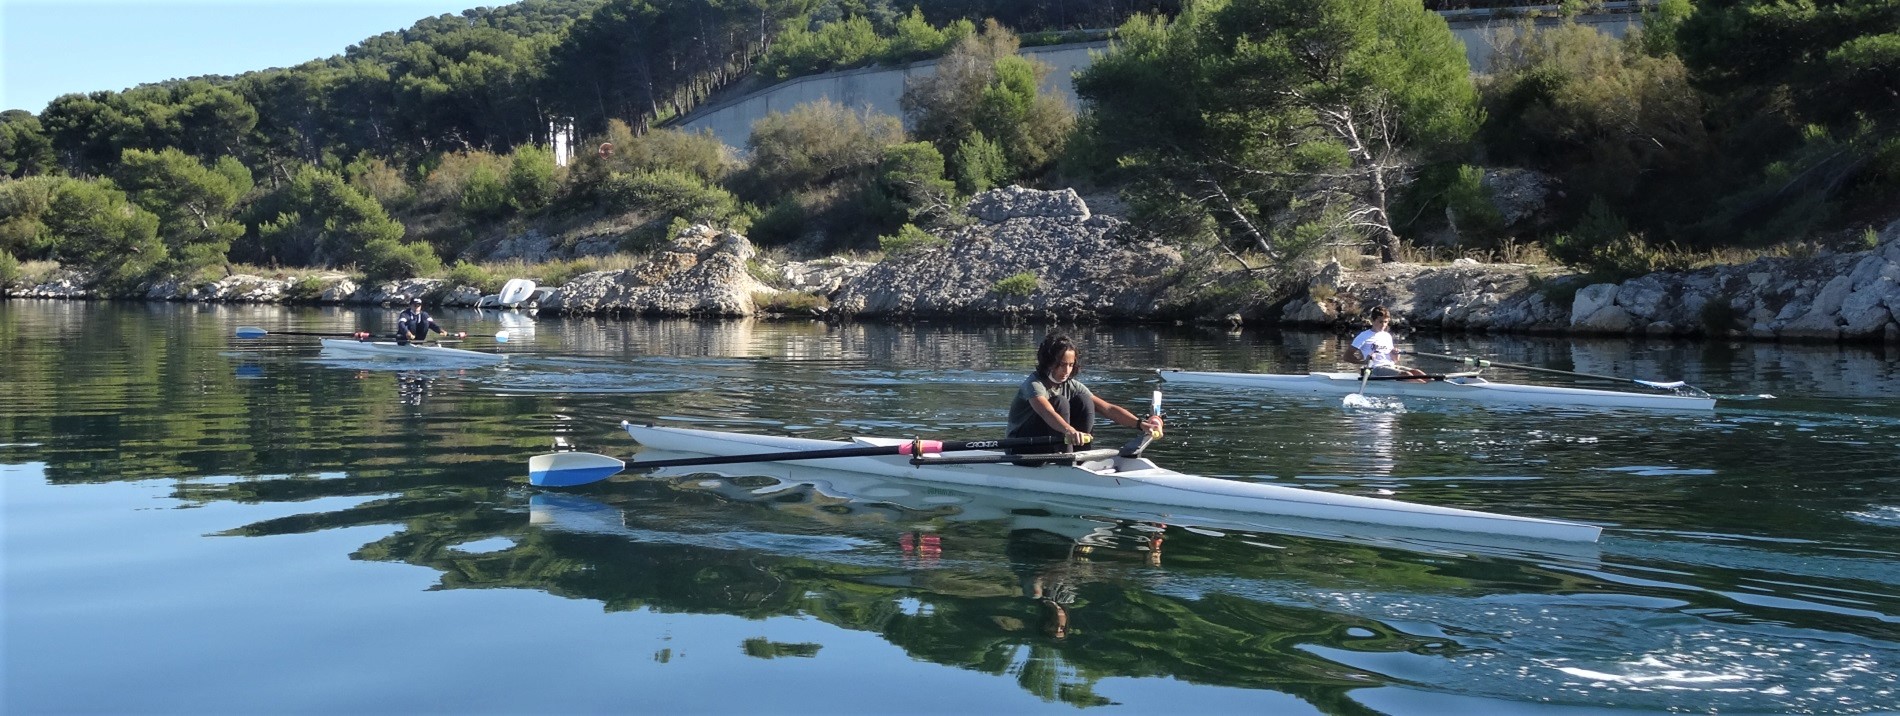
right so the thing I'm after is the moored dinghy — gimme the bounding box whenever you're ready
[575,423,1602,543]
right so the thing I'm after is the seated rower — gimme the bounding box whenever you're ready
[1005,333,1162,455]
[394,297,465,345]
[1348,306,1429,382]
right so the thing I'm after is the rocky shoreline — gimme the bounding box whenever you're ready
[9,187,1900,344]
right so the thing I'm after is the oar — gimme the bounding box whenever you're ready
[235,326,508,342]
[1405,350,1693,392]
[528,434,1080,487]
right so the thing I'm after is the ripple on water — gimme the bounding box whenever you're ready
[1848,505,1900,527]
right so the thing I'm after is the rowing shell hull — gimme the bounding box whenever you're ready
[318,338,504,363]
[621,423,1601,543]
[1159,369,1714,410]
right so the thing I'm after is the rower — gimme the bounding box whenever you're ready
[1005,333,1163,455]
[394,297,465,345]
[1348,306,1428,382]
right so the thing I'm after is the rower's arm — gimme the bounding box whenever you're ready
[1029,395,1076,435]
[1093,395,1145,430]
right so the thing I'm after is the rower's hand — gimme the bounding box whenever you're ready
[353,331,371,341]
[1065,429,1091,446]
[1140,415,1164,438]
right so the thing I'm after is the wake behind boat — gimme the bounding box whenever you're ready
[318,337,505,364]
[586,423,1601,543]
[1158,369,1715,410]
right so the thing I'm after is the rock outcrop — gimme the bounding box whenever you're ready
[829,187,1182,320]
[540,224,762,317]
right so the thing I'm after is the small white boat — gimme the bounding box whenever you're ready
[318,338,505,364]
[1158,369,1715,410]
[616,423,1603,543]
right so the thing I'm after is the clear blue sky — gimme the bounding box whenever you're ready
[2,0,502,113]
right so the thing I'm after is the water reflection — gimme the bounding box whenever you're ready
[7,302,1900,714]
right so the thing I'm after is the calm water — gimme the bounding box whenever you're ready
[3,301,1898,715]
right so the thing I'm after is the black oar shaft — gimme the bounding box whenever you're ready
[1408,351,1644,385]
[619,435,1073,471]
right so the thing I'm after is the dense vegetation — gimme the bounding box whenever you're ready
[0,0,1894,297]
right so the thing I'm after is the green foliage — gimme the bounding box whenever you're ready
[285,275,327,302]
[902,22,1073,178]
[752,289,829,314]
[1075,0,1477,264]
[759,15,888,81]
[748,199,809,247]
[40,81,257,176]
[885,8,959,63]
[116,148,251,275]
[952,132,1010,195]
[460,164,511,220]
[0,110,57,178]
[1547,196,1670,280]
[866,142,956,228]
[877,223,945,255]
[598,168,749,231]
[445,260,500,293]
[745,258,788,288]
[0,175,72,260]
[42,178,166,288]
[509,143,558,213]
[1479,21,1706,224]
[744,101,904,195]
[418,151,512,214]
[0,250,20,288]
[585,124,735,185]
[359,237,444,282]
[344,154,415,210]
[247,165,407,268]
[1444,165,1506,242]
[991,271,1040,297]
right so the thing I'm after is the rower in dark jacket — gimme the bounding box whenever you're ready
[394,297,463,344]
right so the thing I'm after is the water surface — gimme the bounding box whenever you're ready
[3,301,1896,714]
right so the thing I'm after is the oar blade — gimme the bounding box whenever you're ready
[529,452,625,487]
[494,330,510,343]
[235,326,269,339]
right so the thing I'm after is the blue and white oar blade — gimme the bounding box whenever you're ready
[529,452,625,487]
[493,330,510,344]
[235,326,269,338]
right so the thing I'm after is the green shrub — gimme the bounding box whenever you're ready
[507,145,558,213]
[359,238,443,283]
[878,224,945,255]
[744,100,904,193]
[445,261,500,293]
[286,275,327,302]
[460,165,510,220]
[1445,165,1506,241]
[748,199,808,247]
[992,271,1040,297]
[746,258,789,289]
[0,250,20,288]
[953,131,1010,195]
[599,168,750,231]
[752,289,829,314]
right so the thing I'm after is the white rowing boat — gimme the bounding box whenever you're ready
[318,337,505,364]
[614,423,1602,543]
[1158,369,1715,410]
